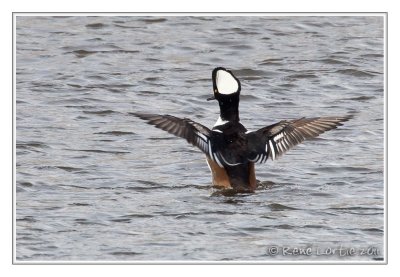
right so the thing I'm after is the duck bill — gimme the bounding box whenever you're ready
[207,96,216,101]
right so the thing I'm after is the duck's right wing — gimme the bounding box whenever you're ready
[246,116,351,163]
[132,113,212,157]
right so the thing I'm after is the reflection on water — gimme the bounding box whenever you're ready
[16,15,384,261]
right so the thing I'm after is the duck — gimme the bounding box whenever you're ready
[134,67,351,193]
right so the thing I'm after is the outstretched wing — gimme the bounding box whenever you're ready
[133,113,212,157]
[247,116,351,163]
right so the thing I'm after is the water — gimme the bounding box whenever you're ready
[15,15,384,262]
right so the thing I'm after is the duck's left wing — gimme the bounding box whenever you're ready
[246,116,351,163]
[133,113,212,156]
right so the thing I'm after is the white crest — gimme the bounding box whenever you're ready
[216,69,239,95]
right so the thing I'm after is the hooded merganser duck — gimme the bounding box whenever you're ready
[134,67,351,193]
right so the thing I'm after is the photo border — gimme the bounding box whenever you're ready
[12,11,388,265]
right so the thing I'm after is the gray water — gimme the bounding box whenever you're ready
[15,15,384,262]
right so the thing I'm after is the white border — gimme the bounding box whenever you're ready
[7,11,390,276]
[13,12,386,16]
[12,12,388,265]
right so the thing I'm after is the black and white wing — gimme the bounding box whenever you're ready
[133,113,212,157]
[247,116,351,163]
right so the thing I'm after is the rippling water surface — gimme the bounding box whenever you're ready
[16,15,384,262]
